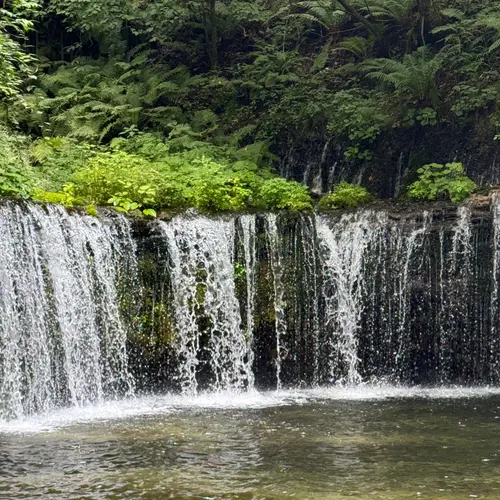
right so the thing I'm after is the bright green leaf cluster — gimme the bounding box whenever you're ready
[408,163,477,204]
[0,125,31,197]
[31,141,313,213]
[259,178,313,212]
[318,181,373,210]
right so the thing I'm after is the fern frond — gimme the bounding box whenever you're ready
[334,36,372,58]
[489,38,500,52]
[440,8,465,20]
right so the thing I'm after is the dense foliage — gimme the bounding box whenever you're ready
[1,0,499,211]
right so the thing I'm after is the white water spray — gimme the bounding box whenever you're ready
[316,212,387,384]
[0,203,135,419]
[162,215,252,395]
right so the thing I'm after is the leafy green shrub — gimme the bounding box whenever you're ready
[17,136,312,213]
[63,147,297,213]
[182,157,255,212]
[68,151,159,215]
[408,162,477,203]
[31,187,78,206]
[0,126,32,197]
[318,182,372,209]
[69,151,158,206]
[259,178,312,211]
[30,137,94,191]
[0,0,38,104]
[31,56,190,141]
[0,166,31,197]
[110,133,172,161]
[326,90,392,160]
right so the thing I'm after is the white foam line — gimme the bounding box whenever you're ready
[1,385,499,434]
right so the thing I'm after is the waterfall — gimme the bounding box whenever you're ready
[265,214,287,389]
[3,200,500,421]
[161,215,252,394]
[491,193,500,379]
[239,215,257,389]
[299,216,321,384]
[316,212,388,384]
[438,206,474,381]
[0,203,135,419]
[390,212,431,372]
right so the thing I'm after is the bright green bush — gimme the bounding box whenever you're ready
[0,167,31,197]
[110,133,172,162]
[318,182,372,209]
[182,157,255,212]
[408,162,477,204]
[68,151,159,214]
[0,126,32,197]
[31,187,77,206]
[57,148,310,213]
[46,144,313,213]
[0,126,310,213]
[259,178,312,211]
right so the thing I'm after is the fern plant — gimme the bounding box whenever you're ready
[281,0,345,30]
[0,125,32,196]
[0,0,38,111]
[353,47,442,106]
[33,54,190,141]
[474,6,500,53]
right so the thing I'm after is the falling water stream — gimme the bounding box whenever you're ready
[0,203,134,420]
[162,216,253,394]
[316,212,387,383]
[265,213,288,389]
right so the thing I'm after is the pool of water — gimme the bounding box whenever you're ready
[1,386,499,499]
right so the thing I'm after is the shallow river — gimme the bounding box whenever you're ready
[0,386,499,499]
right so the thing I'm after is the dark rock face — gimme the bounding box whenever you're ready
[130,197,500,392]
[279,129,500,198]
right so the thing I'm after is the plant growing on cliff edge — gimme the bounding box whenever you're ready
[408,162,477,203]
[318,182,372,209]
[49,148,312,213]
[0,166,31,197]
[259,178,313,212]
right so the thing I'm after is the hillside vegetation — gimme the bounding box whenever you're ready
[0,0,498,212]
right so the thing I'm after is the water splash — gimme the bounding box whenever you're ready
[3,384,500,435]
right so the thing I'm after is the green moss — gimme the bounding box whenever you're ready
[133,303,178,347]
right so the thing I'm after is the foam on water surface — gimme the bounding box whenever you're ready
[1,384,499,434]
